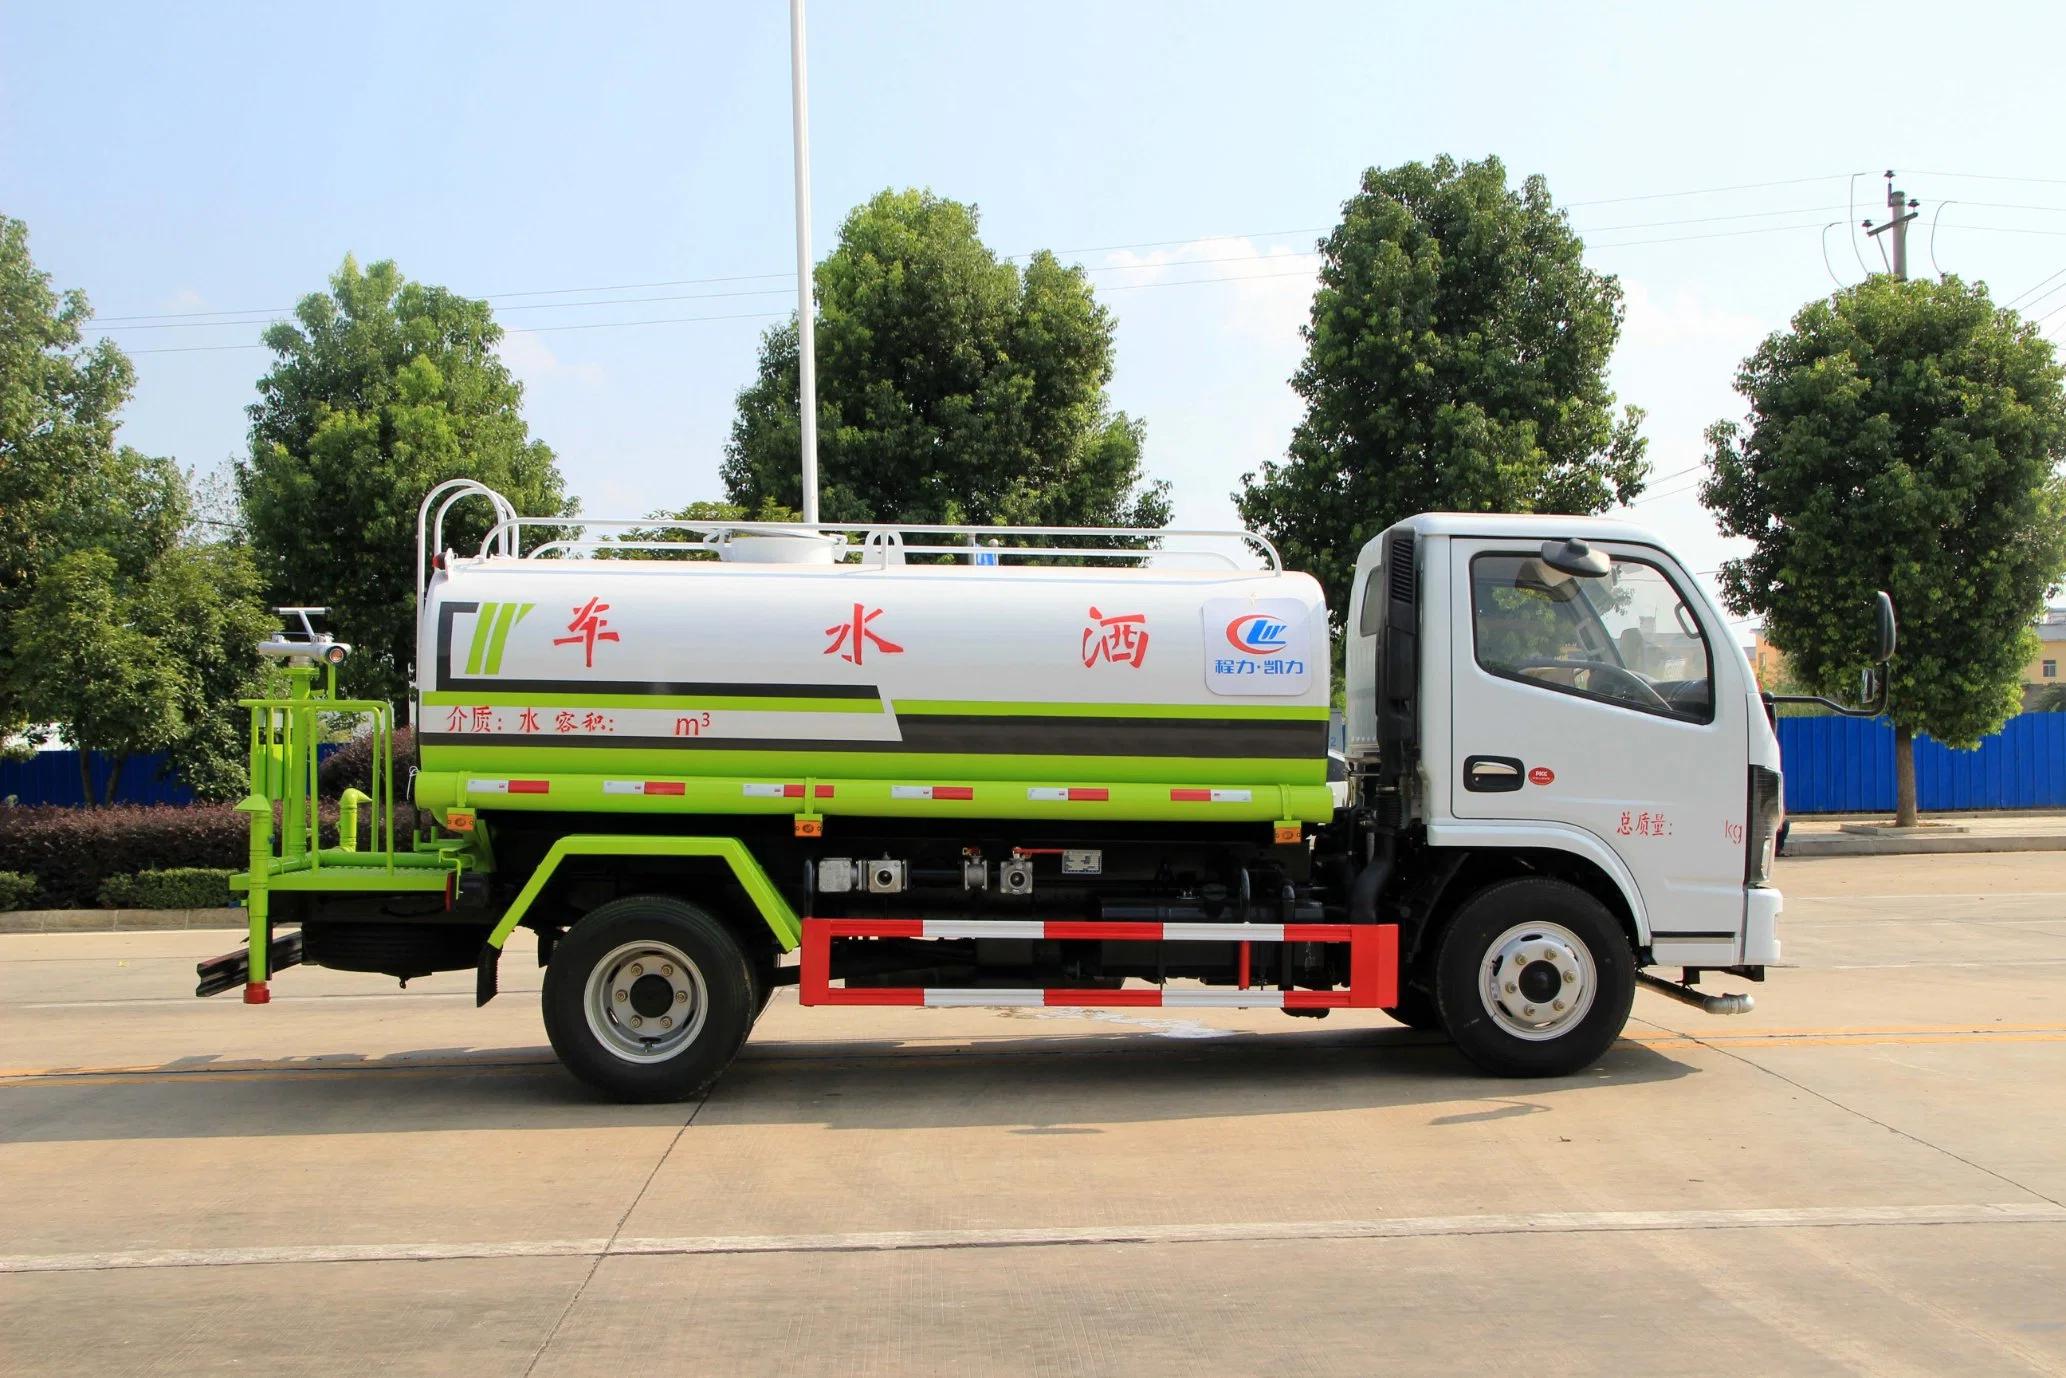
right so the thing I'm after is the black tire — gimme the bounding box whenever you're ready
[542,895,755,1103]
[1434,877,1634,1078]
[1383,979,1447,1032]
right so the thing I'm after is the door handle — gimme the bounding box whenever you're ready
[1463,755,1526,792]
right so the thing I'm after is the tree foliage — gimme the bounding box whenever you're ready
[134,545,282,799]
[239,256,569,709]
[1704,275,2066,814]
[11,550,184,803]
[0,215,187,730]
[723,189,1168,529]
[1238,156,1646,625]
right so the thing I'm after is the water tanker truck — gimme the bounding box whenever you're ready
[204,479,1854,1101]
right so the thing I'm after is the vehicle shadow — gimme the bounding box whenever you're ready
[0,1025,1696,1143]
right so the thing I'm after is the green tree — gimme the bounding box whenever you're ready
[135,544,280,800]
[11,551,185,803]
[0,215,187,731]
[239,256,570,710]
[723,189,1168,529]
[1704,275,2066,825]
[1237,156,1646,626]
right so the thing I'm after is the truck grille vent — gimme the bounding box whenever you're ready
[1387,532,1415,604]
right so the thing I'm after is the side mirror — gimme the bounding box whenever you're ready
[1540,538,1611,579]
[1873,591,1898,663]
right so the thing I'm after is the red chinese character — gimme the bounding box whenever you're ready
[445,706,468,732]
[554,711,578,734]
[1082,607,1149,668]
[1617,810,1633,836]
[1636,812,1654,837]
[553,597,620,668]
[519,709,541,734]
[823,604,903,665]
[471,706,495,733]
[582,712,610,733]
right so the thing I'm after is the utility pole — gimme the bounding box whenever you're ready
[789,0,819,524]
[1863,170,1925,826]
[1865,170,1921,281]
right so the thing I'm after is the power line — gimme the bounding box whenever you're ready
[127,308,792,354]
[1906,170,2066,188]
[1589,220,1840,249]
[95,285,801,332]
[1575,203,1846,234]
[2005,265,2066,308]
[1098,267,1317,293]
[96,252,1334,334]
[1562,173,1853,209]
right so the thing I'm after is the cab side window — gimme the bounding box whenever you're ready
[1470,553,1714,724]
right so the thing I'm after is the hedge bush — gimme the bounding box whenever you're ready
[99,868,235,910]
[0,804,361,909]
[319,727,416,799]
[0,870,36,912]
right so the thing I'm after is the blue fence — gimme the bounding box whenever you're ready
[1776,712,2066,814]
[1,745,344,809]
[0,750,200,807]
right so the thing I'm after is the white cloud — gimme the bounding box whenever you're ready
[496,331,606,387]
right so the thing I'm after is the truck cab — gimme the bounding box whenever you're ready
[1344,515,1784,1067]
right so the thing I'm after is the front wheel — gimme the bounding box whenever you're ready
[1434,877,1634,1077]
[542,896,755,1102]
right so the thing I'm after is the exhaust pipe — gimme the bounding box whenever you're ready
[1636,970,1755,1016]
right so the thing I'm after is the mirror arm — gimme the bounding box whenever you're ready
[1761,660,1892,720]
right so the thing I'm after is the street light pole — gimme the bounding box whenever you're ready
[789,0,819,524]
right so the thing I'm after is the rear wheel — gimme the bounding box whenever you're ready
[1434,877,1633,1077]
[542,895,755,1103]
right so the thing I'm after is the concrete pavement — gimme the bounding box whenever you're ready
[2,853,2064,1375]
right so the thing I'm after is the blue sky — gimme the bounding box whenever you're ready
[6,0,2066,628]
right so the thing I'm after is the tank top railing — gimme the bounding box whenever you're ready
[463,514,1283,573]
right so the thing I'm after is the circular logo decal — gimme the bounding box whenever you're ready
[1528,766,1555,786]
[1225,613,1293,655]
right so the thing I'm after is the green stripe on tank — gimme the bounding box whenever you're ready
[484,602,525,674]
[416,743,1325,786]
[463,604,498,676]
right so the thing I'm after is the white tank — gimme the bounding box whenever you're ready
[417,554,1330,787]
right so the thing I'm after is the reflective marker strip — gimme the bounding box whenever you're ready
[466,779,549,795]
[890,785,977,801]
[910,988,1291,1009]
[1025,787,1110,802]
[1171,788,1253,803]
[922,920,1046,940]
[743,783,806,798]
[603,781,686,796]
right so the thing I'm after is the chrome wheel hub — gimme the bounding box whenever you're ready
[583,940,708,1063]
[1479,921,1596,1042]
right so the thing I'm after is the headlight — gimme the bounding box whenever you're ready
[1746,765,1783,886]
